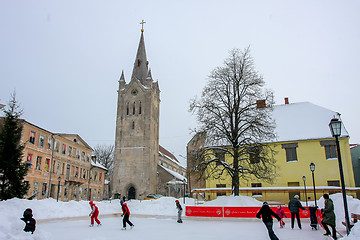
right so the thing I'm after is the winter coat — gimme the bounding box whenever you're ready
[176,201,183,211]
[288,198,305,213]
[276,207,287,219]
[89,204,99,216]
[122,202,130,215]
[20,208,36,233]
[256,205,281,223]
[321,199,336,226]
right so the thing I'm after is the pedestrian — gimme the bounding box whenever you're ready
[321,194,337,240]
[256,202,281,240]
[288,195,305,229]
[89,201,101,227]
[20,208,36,234]
[276,205,287,228]
[121,201,134,230]
[175,199,183,223]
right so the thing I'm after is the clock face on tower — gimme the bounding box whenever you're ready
[131,89,138,96]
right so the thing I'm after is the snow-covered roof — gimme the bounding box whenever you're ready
[273,102,349,142]
[159,145,185,168]
[159,165,186,182]
[91,161,108,171]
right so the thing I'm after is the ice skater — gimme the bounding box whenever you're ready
[256,202,281,240]
[288,195,305,229]
[89,201,101,227]
[121,201,134,230]
[276,205,287,228]
[20,208,36,234]
[175,199,183,223]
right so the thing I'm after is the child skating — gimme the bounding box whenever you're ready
[175,199,183,223]
[275,205,287,228]
[89,201,101,227]
[121,201,134,230]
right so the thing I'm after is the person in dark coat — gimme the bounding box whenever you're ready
[321,194,337,239]
[121,202,134,230]
[288,195,305,229]
[175,199,183,223]
[20,208,36,234]
[256,202,281,240]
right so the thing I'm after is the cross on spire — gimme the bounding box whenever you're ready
[140,19,146,32]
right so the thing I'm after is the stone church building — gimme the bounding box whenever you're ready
[111,26,186,200]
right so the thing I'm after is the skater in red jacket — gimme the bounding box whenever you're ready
[89,201,101,227]
[121,202,134,230]
[276,205,287,228]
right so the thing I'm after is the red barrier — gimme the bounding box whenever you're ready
[185,206,223,217]
[186,206,311,218]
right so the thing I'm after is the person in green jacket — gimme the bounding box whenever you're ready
[321,194,337,239]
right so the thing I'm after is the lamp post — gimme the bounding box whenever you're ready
[329,117,350,235]
[310,163,317,207]
[57,176,61,202]
[302,176,308,207]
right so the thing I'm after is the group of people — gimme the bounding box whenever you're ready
[256,194,337,240]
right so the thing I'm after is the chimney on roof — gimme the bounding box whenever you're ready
[256,100,266,109]
[284,97,289,104]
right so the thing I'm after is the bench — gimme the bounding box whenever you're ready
[342,213,360,229]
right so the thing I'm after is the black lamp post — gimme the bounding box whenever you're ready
[329,117,350,235]
[57,176,61,202]
[302,176,308,207]
[310,163,317,207]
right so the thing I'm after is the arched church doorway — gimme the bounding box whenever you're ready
[128,187,136,199]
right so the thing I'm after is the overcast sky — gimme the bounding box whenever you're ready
[1,0,359,166]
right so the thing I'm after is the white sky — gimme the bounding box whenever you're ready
[1,1,359,166]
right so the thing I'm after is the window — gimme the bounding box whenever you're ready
[36,156,42,170]
[76,149,80,159]
[81,151,85,161]
[42,183,47,197]
[29,131,36,144]
[75,167,79,178]
[216,184,226,196]
[320,140,337,160]
[214,149,225,166]
[325,145,337,159]
[282,143,298,162]
[68,146,73,157]
[64,186,69,198]
[98,189,101,199]
[33,182,39,196]
[39,135,45,147]
[86,154,90,162]
[62,144,66,154]
[126,102,129,115]
[45,158,50,172]
[94,171,98,181]
[54,141,59,152]
[328,180,340,187]
[27,154,33,169]
[47,137,52,149]
[251,183,262,197]
[56,162,61,174]
[249,146,261,164]
[99,172,102,182]
[132,121,135,130]
[139,101,142,114]
[83,169,86,179]
[133,102,136,115]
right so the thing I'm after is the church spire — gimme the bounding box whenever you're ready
[131,21,149,83]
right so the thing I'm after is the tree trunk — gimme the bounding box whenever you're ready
[233,148,239,195]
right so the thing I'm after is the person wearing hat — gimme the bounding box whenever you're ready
[288,195,305,229]
[89,201,101,227]
[256,202,281,240]
[121,201,134,230]
[321,194,337,239]
[20,208,36,234]
[175,200,183,223]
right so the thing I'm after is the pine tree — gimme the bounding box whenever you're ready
[0,93,28,200]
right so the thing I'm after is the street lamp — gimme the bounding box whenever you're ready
[57,176,61,202]
[302,176,308,207]
[310,163,317,207]
[329,117,350,235]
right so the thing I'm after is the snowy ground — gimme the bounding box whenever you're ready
[1,193,360,240]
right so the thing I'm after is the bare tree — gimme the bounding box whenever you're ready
[189,47,277,196]
[93,144,114,179]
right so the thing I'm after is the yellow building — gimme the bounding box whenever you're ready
[188,101,359,204]
[2,118,107,201]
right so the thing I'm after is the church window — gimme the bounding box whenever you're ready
[133,102,136,115]
[132,121,135,129]
[137,59,141,66]
[126,102,129,115]
[139,101,142,114]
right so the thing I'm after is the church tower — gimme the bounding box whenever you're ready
[111,25,160,200]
